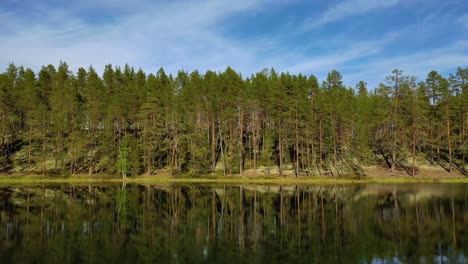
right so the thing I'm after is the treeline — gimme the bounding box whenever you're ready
[0,63,466,176]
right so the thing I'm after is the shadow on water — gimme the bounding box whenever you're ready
[0,183,466,263]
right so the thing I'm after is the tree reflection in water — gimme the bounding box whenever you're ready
[0,183,466,263]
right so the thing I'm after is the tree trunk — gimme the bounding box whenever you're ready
[42,112,47,176]
[309,93,315,175]
[295,112,300,177]
[211,120,216,171]
[412,94,416,177]
[253,112,258,176]
[89,125,95,176]
[1,114,4,157]
[412,121,416,177]
[42,137,46,176]
[318,119,323,174]
[332,116,337,166]
[239,107,243,176]
[219,120,227,176]
[305,125,311,176]
[446,103,452,172]
[462,111,465,168]
[391,108,397,172]
[171,135,176,173]
[391,72,399,172]
[28,128,32,166]
[279,128,283,177]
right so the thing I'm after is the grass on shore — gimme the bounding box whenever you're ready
[0,174,466,185]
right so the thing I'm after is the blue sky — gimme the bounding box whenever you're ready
[1,0,467,88]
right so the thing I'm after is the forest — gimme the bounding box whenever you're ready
[0,63,466,177]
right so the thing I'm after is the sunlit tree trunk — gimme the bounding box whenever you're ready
[295,111,300,177]
[239,107,243,176]
[446,103,452,172]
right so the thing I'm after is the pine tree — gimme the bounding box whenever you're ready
[83,66,104,175]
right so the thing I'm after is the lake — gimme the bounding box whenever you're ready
[0,183,466,263]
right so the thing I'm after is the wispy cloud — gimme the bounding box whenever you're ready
[301,0,399,31]
[460,14,468,29]
[281,32,398,74]
[342,41,468,87]
[0,0,274,73]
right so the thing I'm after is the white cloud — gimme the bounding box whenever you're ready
[0,0,273,74]
[0,0,466,90]
[301,0,399,31]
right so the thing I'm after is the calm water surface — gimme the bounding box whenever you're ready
[0,183,466,263]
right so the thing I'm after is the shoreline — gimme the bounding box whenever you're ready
[0,174,466,185]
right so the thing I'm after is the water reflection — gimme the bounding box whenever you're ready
[0,184,466,263]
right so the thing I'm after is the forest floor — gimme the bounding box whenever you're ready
[0,165,466,185]
[362,165,466,179]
